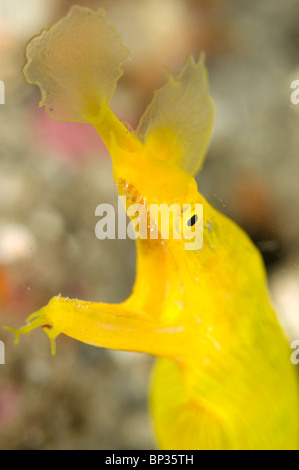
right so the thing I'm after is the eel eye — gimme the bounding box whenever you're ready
[181,204,203,242]
[187,214,198,227]
[173,204,203,244]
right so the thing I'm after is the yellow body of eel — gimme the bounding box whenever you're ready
[6,6,298,450]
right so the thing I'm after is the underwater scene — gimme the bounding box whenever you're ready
[0,0,299,451]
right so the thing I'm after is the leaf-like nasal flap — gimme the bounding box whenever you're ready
[137,55,215,176]
[23,6,129,123]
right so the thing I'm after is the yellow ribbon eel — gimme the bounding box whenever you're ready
[4,6,298,450]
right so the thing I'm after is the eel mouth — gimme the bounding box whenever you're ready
[115,178,146,206]
[115,178,164,242]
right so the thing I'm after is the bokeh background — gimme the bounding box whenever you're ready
[0,0,298,449]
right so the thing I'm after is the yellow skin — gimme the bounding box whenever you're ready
[5,7,299,449]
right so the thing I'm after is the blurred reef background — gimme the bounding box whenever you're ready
[0,0,298,449]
